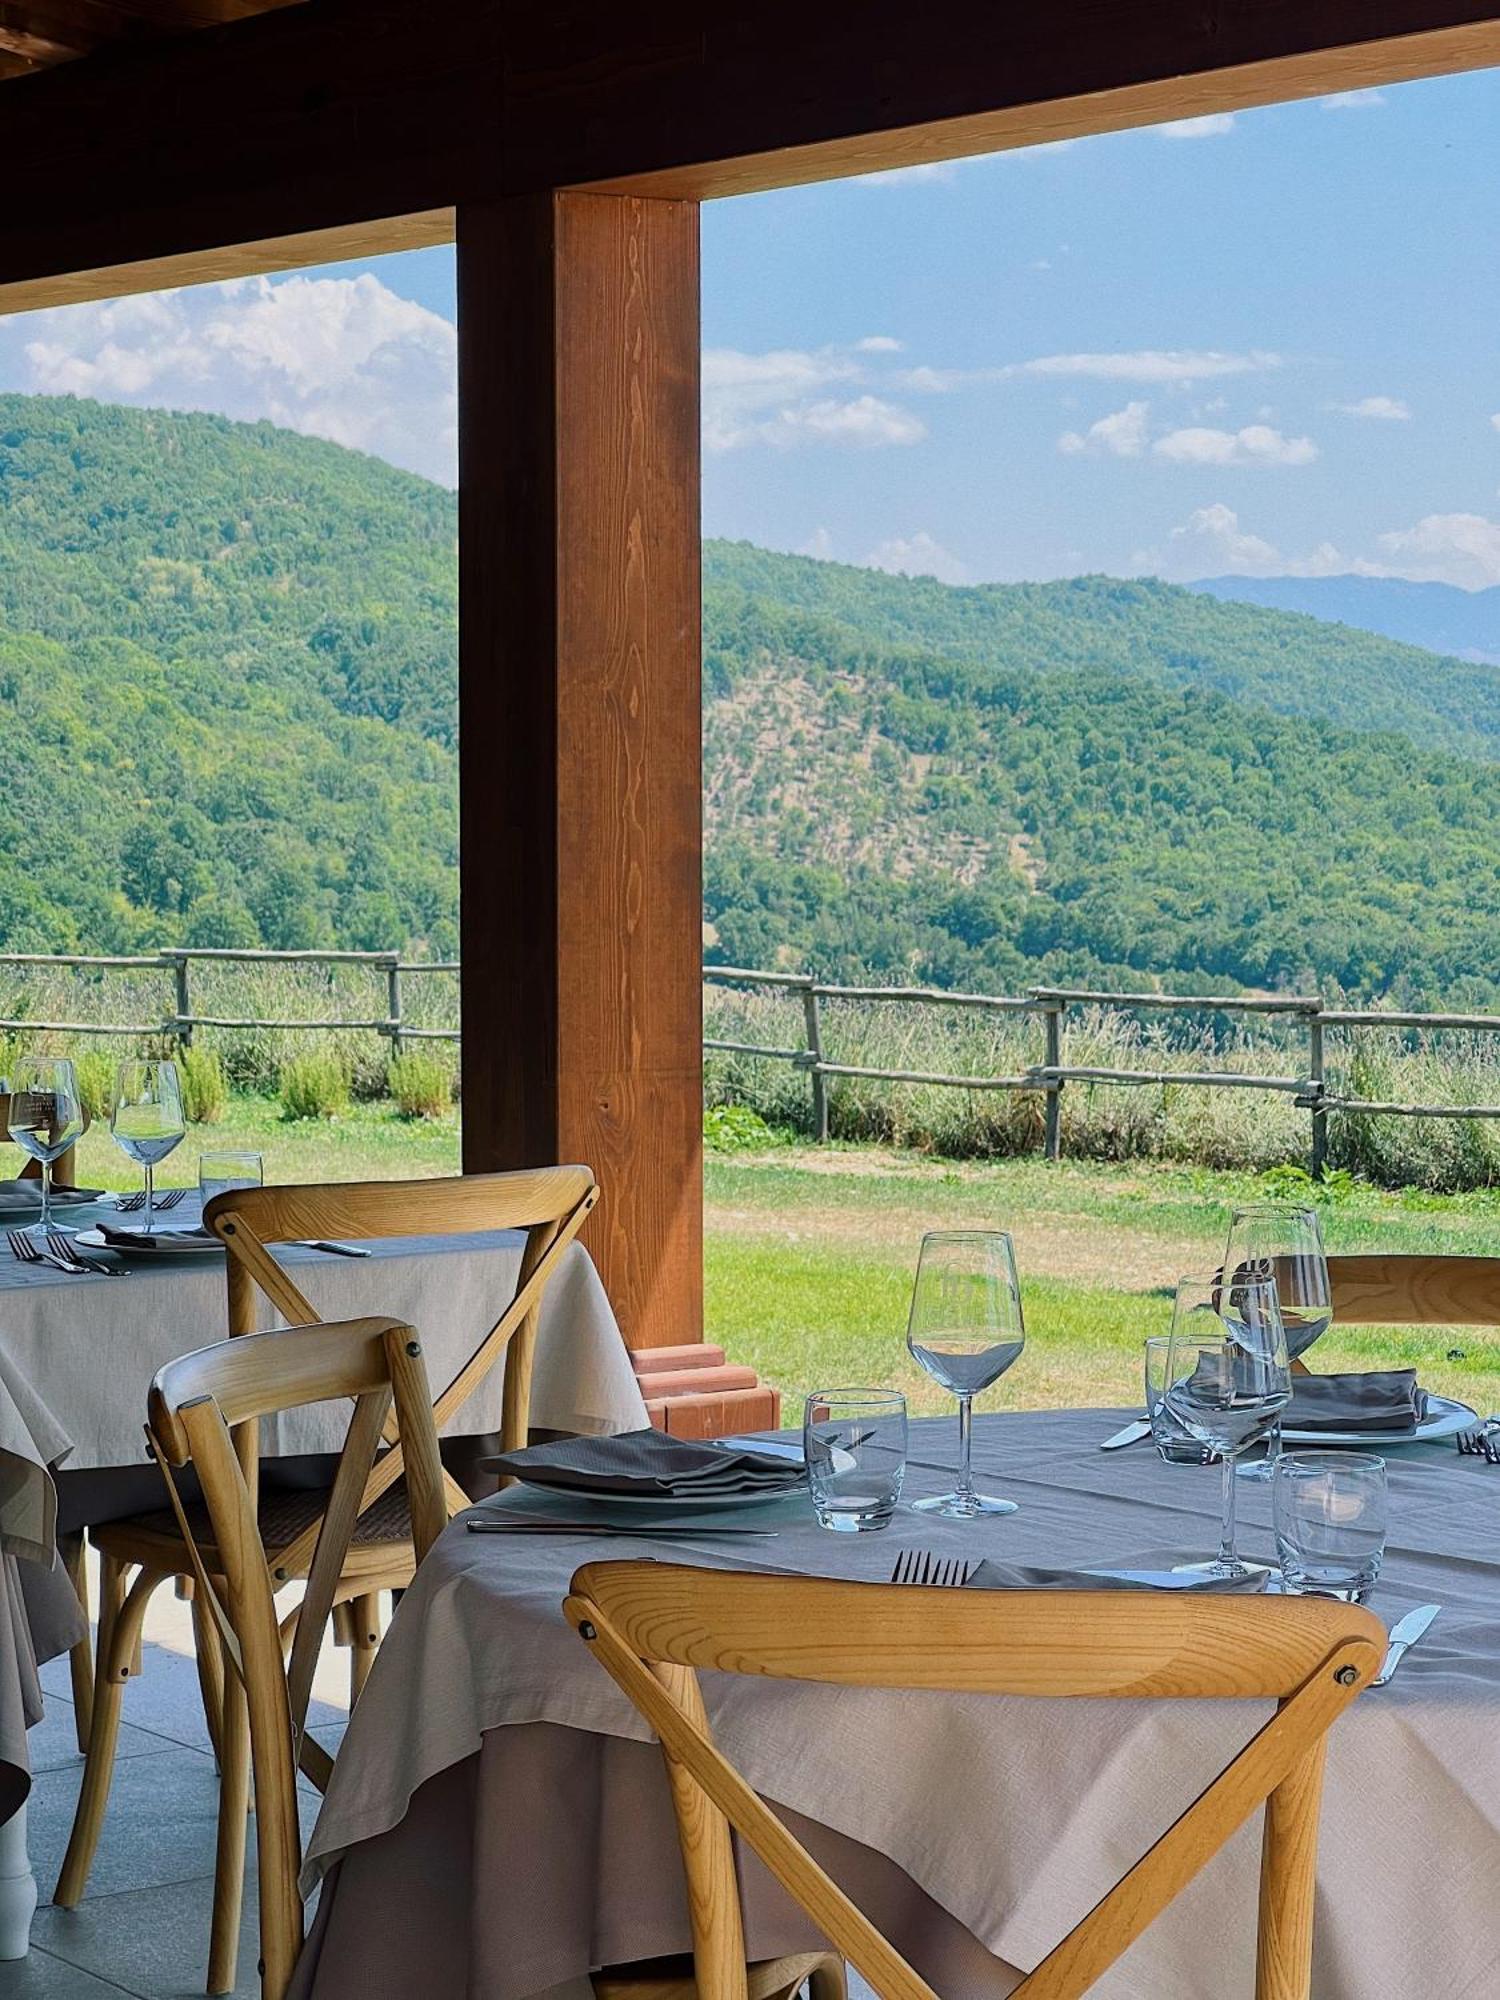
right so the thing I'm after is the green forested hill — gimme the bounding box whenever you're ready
[3,394,1500,1006]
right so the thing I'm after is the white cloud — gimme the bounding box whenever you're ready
[1331,395,1410,421]
[701,346,924,452]
[1058,400,1150,458]
[1321,89,1385,111]
[862,531,968,585]
[1020,349,1279,384]
[855,335,904,353]
[1156,113,1236,140]
[1371,514,1500,589]
[1490,412,1500,435]
[1152,503,1346,580]
[800,527,836,560]
[1153,423,1318,466]
[859,160,960,186]
[9,273,458,484]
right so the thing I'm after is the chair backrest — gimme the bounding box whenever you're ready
[147,1314,448,2000]
[566,1562,1384,2000]
[203,1166,599,1576]
[1327,1253,1500,1327]
[0,1091,87,1185]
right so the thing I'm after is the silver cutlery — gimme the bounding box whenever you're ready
[47,1230,127,1276]
[297,1240,371,1258]
[1099,1418,1153,1451]
[115,1186,188,1212]
[1455,1426,1500,1463]
[465,1517,778,1537]
[6,1228,121,1277]
[890,1548,977,1588]
[1372,1603,1440,1687]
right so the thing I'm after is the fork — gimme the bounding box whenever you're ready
[115,1186,188,1212]
[6,1228,91,1276]
[47,1230,127,1277]
[1456,1426,1500,1464]
[890,1548,977,1588]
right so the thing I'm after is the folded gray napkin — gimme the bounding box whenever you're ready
[964,1559,1268,1594]
[1285,1369,1427,1436]
[479,1428,805,1498]
[0,1182,104,1214]
[95,1223,217,1252]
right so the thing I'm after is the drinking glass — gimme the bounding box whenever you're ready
[905,1230,1025,1518]
[1273,1451,1387,1602]
[803,1391,907,1532]
[1164,1273,1291,1579]
[1144,1335,1216,1463]
[6,1057,86,1242]
[110,1060,185,1233]
[1223,1204,1331,1485]
[199,1151,264,1209]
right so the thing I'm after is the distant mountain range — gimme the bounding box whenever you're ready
[4,393,1500,1008]
[1190,573,1500,666]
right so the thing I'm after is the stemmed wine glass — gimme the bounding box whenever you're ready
[1223,1203,1331,1483]
[905,1229,1026,1518]
[1164,1272,1291,1580]
[110,1060,185,1234]
[6,1057,86,1242]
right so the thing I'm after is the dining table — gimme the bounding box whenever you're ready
[288,1406,1500,2000]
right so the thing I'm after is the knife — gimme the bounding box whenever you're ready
[1373,1603,1440,1687]
[297,1239,372,1258]
[1099,1418,1153,1451]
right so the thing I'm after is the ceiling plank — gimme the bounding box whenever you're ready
[0,0,1497,303]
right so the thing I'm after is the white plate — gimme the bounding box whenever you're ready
[74,1227,222,1260]
[1282,1391,1476,1447]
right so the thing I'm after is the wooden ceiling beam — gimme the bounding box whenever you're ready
[0,0,1498,305]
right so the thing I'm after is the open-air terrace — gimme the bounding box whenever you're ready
[0,2,1497,1997]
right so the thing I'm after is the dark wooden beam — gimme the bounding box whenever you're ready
[457,190,704,1351]
[3,1,1500,304]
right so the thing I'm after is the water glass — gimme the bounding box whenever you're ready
[1144,1335,1215,1463]
[6,1057,86,1241]
[1274,1450,1387,1602]
[110,1060,185,1233]
[803,1390,907,1532]
[1224,1203,1332,1485]
[905,1230,1025,1518]
[199,1152,264,1208]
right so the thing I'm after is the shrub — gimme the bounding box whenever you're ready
[388,1049,454,1120]
[279,1051,351,1122]
[75,1050,116,1124]
[179,1046,228,1125]
[703,1103,782,1152]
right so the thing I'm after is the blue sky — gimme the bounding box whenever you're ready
[1,67,1497,587]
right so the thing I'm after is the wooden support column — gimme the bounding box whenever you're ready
[457,190,706,1357]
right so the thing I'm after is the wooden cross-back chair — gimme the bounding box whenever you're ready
[58,1165,597,1996]
[567,1563,1385,2000]
[111,1316,444,2000]
[1327,1253,1500,1330]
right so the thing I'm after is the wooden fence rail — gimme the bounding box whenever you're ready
[703,967,1500,1176]
[6,951,1500,1175]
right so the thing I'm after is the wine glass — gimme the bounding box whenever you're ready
[1223,1203,1330,1484]
[1164,1272,1291,1580]
[905,1229,1026,1518]
[6,1057,86,1242]
[110,1060,185,1234]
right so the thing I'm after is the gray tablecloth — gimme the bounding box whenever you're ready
[291,1407,1500,1999]
[0,1194,646,1470]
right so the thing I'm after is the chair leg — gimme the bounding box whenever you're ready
[190,1586,227,1768]
[54,1564,166,1909]
[347,1593,381,1704]
[807,1965,847,2000]
[60,1534,93,1755]
[207,1674,250,1996]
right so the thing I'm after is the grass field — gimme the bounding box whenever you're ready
[68,1105,1500,1431]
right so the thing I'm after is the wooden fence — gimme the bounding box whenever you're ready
[705,967,1500,1176]
[5,950,1500,1174]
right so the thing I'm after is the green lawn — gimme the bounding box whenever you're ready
[705,1145,1500,1424]
[64,1105,1500,1429]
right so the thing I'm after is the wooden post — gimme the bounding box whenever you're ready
[1308,1013,1327,1181]
[801,981,829,1143]
[1044,1001,1064,1162]
[169,952,192,1050]
[457,191,706,1354]
[386,958,403,1063]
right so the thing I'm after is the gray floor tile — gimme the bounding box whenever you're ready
[0,1946,134,1998]
[28,1700,185,1780]
[31,1875,260,2000]
[26,1750,221,1909]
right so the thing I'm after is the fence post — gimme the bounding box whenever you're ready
[168,952,192,1049]
[1043,1000,1064,1162]
[801,981,829,1143]
[1307,1009,1327,1181]
[387,958,404,1063]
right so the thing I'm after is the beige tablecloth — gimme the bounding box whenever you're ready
[291,1408,1500,1999]
[0,1196,646,1469]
